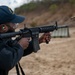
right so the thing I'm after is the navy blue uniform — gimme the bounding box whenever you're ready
[0,38,34,75]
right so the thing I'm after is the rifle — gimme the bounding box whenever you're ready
[0,22,68,52]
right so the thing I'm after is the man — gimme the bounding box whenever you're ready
[0,5,51,75]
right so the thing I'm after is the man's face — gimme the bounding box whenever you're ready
[5,23,18,32]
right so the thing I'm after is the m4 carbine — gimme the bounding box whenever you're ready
[0,22,68,52]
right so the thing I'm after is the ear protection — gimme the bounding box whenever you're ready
[2,25,5,30]
[0,24,6,30]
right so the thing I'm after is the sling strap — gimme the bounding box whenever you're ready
[16,62,25,75]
